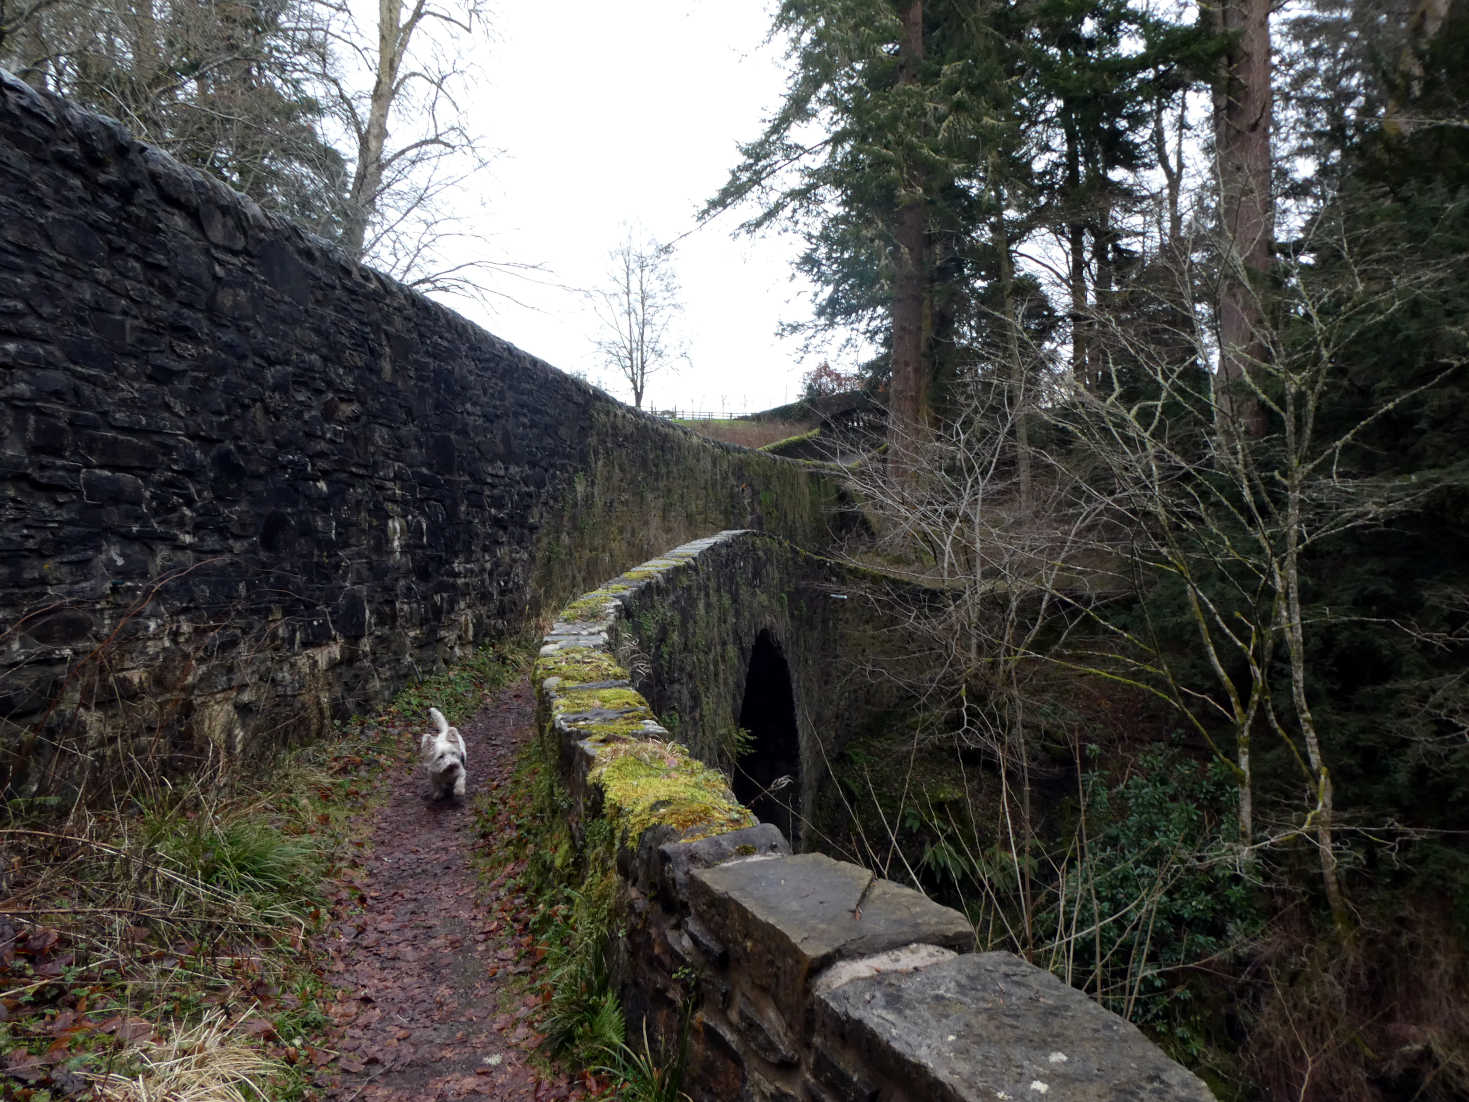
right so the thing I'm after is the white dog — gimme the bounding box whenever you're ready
[420,707,467,800]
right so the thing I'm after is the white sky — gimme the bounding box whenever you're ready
[446,0,830,414]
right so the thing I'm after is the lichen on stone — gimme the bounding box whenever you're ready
[619,567,663,580]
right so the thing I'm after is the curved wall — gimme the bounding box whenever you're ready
[0,71,841,797]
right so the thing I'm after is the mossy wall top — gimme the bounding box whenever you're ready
[553,529,912,849]
[0,71,842,797]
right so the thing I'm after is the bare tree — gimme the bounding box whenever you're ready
[2,0,500,296]
[837,195,1462,948]
[1059,206,1466,940]
[590,232,683,411]
[0,0,346,231]
[322,0,494,296]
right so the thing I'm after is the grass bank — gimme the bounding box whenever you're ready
[0,643,526,1102]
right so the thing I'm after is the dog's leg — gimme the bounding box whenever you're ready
[453,771,466,798]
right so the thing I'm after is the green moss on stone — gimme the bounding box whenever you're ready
[558,597,614,623]
[567,713,661,739]
[535,647,627,686]
[759,428,821,453]
[552,686,650,717]
[591,741,755,843]
[556,582,634,623]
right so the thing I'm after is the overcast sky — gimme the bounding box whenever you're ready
[445,0,831,414]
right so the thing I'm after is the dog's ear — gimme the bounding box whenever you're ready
[419,732,435,755]
[447,728,466,755]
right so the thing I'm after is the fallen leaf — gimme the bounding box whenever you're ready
[24,928,60,954]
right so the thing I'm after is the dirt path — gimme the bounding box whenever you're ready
[311,674,590,1102]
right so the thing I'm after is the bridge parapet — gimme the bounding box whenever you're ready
[535,532,1216,1102]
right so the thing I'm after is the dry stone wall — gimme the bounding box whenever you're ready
[535,533,1217,1101]
[0,71,841,799]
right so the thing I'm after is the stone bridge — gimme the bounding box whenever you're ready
[0,70,839,799]
[537,532,1214,1101]
[1,70,1213,1099]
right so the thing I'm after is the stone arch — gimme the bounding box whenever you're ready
[734,628,802,847]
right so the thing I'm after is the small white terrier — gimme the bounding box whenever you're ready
[420,706,467,800]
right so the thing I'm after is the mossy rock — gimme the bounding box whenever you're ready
[552,686,648,716]
[557,583,635,623]
[760,428,822,456]
[591,740,755,843]
[535,647,627,687]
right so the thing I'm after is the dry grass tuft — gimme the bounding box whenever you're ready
[85,1010,284,1102]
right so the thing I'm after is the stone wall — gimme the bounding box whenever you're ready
[0,71,843,799]
[535,535,1217,1101]
[603,532,844,848]
[603,530,955,852]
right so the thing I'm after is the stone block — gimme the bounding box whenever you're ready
[23,609,95,646]
[688,852,974,1029]
[745,1071,802,1102]
[659,822,791,903]
[735,993,799,1067]
[76,430,160,469]
[813,951,1216,1101]
[80,469,145,505]
[686,1013,746,1102]
[809,1042,879,1102]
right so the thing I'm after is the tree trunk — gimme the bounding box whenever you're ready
[1154,99,1184,247]
[1064,113,1089,391]
[993,205,1031,512]
[1210,0,1271,439]
[888,0,928,458]
[343,0,420,259]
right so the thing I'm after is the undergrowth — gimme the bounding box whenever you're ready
[473,718,692,1101]
[0,640,525,1101]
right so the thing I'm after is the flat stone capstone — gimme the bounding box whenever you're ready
[816,950,1218,1101]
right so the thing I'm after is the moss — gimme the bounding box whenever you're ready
[535,647,627,687]
[552,686,649,716]
[557,597,613,623]
[557,583,633,623]
[567,713,662,739]
[591,741,755,843]
[548,684,665,740]
[759,428,821,453]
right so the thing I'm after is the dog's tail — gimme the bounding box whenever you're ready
[429,706,450,736]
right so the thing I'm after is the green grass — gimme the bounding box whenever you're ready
[392,639,532,725]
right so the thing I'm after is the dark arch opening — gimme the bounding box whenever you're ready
[735,629,802,847]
